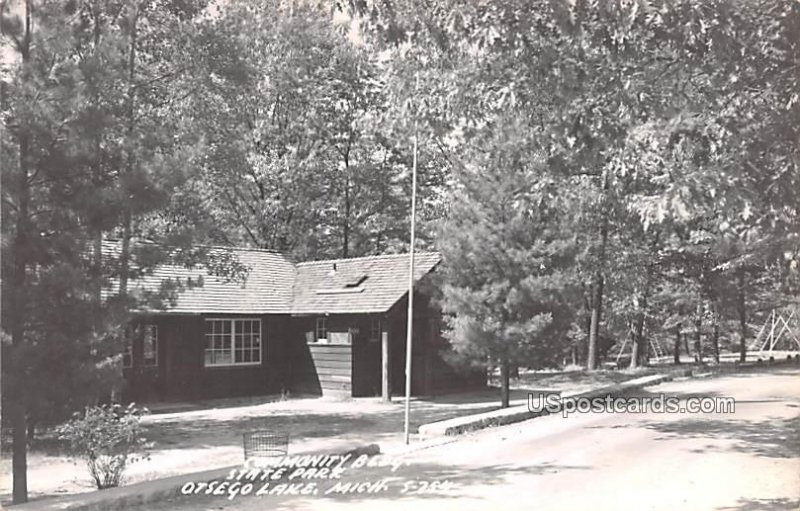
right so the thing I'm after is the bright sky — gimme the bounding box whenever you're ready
[0,0,25,77]
[0,0,367,82]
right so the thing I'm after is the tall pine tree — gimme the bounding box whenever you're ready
[438,115,577,408]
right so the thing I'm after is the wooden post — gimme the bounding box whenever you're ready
[403,71,420,444]
[381,328,391,402]
[768,309,776,351]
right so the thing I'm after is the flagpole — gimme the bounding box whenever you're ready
[403,72,419,445]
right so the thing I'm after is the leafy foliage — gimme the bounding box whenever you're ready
[438,114,578,404]
[354,0,799,376]
[1,0,799,498]
[167,0,440,259]
[58,403,151,490]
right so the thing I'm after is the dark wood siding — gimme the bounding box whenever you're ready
[351,314,382,397]
[291,290,487,398]
[387,291,486,396]
[122,316,168,403]
[124,281,485,402]
[125,314,291,402]
[387,292,436,396]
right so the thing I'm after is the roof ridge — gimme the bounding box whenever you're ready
[296,251,441,266]
[101,238,294,259]
[171,243,290,257]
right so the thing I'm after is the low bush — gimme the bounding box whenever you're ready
[58,403,150,489]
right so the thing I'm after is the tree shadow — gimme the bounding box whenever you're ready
[417,389,528,406]
[641,415,799,459]
[717,497,800,511]
[510,369,643,390]
[153,459,594,509]
[617,387,727,400]
[142,404,500,452]
[708,366,800,379]
[296,461,592,505]
[578,386,799,460]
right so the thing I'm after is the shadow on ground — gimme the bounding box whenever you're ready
[148,459,594,510]
[642,415,800,459]
[717,497,800,511]
[580,385,800,459]
[143,404,501,451]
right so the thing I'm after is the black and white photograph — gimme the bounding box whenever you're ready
[1,0,798,510]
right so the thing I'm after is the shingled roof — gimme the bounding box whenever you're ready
[135,248,297,314]
[109,245,296,314]
[291,252,441,315]
[114,243,440,315]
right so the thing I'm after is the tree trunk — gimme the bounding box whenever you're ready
[673,325,681,365]
[26,421,35,443]
[91,150,103,332]
[119,211,132,296]
[712,310,720,364]
[683,331,691,359]
[342,174,350,258]
[587,274,604,370]
[499,361,510,409]
[340,140,353,258]
[91,7,104,331]
[93,235,103,311]
[587,170,610,371]
[11,401,28,504]
[374,230,383,255]
[694,303,704,364]
[630,294,649,369]
[11,134,31,505]
[11,3,32,502]
[630,235,657,369]
[118,6,137,298]
[629,320,640,369]
[737,268,748,363]
[119,2,140,298]
[112,4,139,405]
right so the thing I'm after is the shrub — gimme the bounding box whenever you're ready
[58,403,150,489]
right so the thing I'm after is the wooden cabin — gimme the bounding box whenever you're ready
[120,247,484,402]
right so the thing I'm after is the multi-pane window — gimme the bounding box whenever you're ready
[123,323,157,368]
[142,325,158,367]
[315,318,328,343]
[370,317,382,342]
[205,319,261,367]
[234,320,260,364]
[309,317,350,344]
[205,319,232,365]
[123,338,133,368]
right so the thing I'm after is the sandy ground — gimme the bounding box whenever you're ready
[140,367,800,511]
[0,368,643,504]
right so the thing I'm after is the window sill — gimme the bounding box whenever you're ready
[204,362,262,368]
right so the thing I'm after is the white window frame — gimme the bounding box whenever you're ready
[204,318,262,367]
[142,324,158,367]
